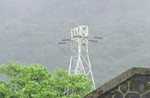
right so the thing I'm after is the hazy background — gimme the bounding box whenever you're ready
[0,0,150,87]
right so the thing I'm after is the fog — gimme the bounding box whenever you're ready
[0,0,150,87]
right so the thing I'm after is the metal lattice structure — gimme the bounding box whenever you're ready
[69,26,96,89]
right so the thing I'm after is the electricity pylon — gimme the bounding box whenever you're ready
[58,25,103,89]
[69,26,95,89]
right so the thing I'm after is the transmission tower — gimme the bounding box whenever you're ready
[69,26,96,89]
[58,25,103,89]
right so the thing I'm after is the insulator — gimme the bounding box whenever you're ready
[93,36,103,39]
[88,40,98,43]
[62,39,70,41]
[58,42,66,44]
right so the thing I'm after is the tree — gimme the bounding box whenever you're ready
[0,81,11,98]
[0,61,92,98]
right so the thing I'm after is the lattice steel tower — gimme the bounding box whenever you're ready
[69,26,95,89]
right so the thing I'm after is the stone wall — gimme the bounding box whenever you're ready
[101,75,150,98]
[83,67,150,98]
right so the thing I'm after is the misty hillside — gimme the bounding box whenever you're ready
[0,0,150,87]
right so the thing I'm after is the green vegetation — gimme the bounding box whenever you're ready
[0,62,92,98]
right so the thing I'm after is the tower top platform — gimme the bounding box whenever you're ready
[71,26,89,39]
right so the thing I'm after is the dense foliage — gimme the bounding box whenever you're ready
[0,62,92,98]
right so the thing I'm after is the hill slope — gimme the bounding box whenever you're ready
[0,0,150,87]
